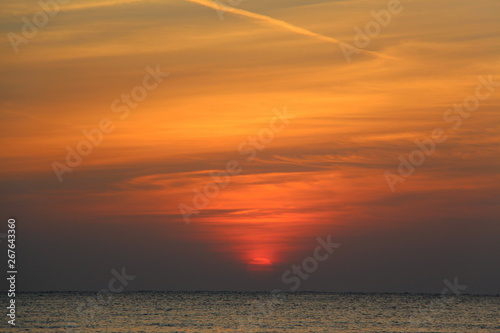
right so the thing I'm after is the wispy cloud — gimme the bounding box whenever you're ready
[183,0,396,61]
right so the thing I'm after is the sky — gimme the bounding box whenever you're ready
[0,0,499,294]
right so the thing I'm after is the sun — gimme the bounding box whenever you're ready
[247,257,274,271]
[249,257,273,266]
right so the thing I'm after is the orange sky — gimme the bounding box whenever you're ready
[0,0,499,290]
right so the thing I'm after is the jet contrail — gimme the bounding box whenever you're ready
[183,0,396,61]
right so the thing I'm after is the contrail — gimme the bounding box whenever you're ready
[183,0,396,61]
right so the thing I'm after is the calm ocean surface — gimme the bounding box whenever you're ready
[0,292,498,332]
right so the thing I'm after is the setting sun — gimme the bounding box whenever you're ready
[247,257,274,271]
[249,258,273,266]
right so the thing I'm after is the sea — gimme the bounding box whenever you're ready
[0,292,498,332]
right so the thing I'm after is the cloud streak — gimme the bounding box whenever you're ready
[183,0,396,61]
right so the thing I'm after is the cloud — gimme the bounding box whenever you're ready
[182,0,396,61]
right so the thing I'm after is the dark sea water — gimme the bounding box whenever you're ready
[0,292,498,332]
